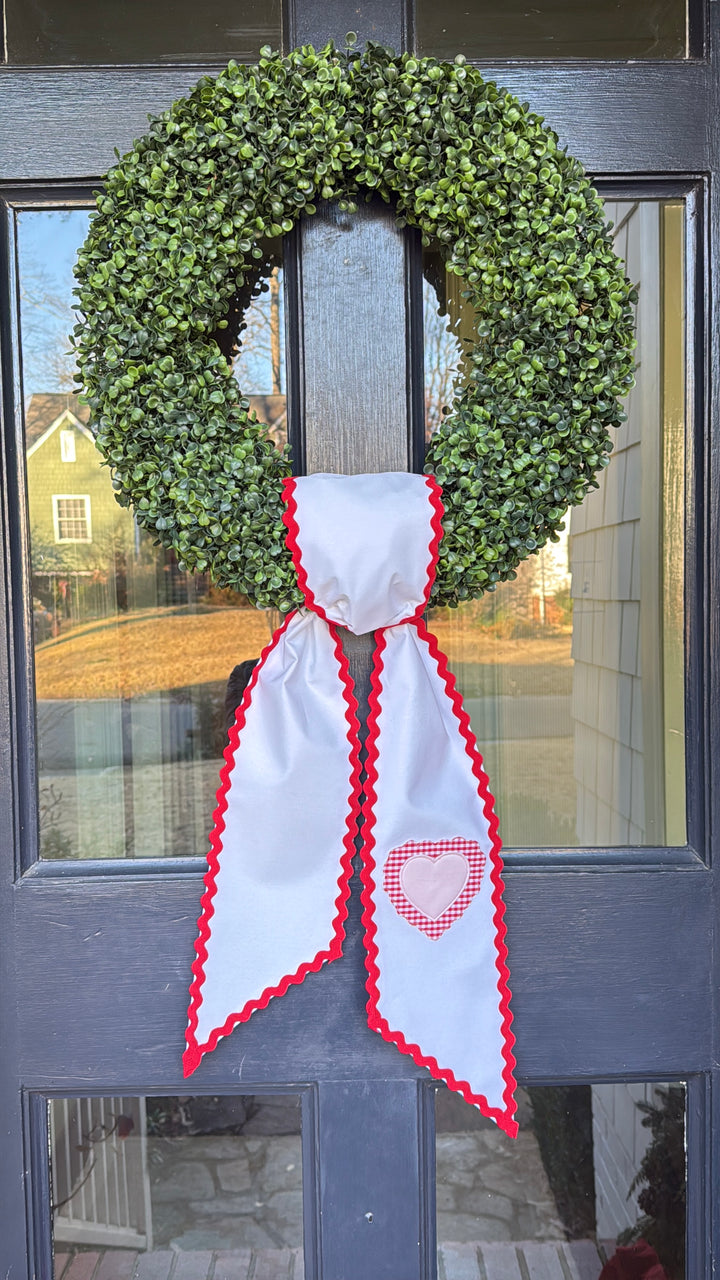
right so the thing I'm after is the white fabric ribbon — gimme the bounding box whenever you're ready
[184,472,518,1137]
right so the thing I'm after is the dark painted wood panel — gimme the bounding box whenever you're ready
[15,869,711,1086]
[478,62,711,174]
[16,866,422,1088]
[0,71,217,181]
[316,1080,426,1279]
[705,22,720,1279]
[301,201,410,474]
[0,63,710,181]
[295,154,425,1277]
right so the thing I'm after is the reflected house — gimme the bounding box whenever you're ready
[25,392,137,632]
[28,390,278,867]
[25,392,221,627]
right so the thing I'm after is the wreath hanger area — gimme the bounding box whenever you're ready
[73,40,636,611]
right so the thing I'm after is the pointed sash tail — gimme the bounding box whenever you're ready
[184,471,518,1137]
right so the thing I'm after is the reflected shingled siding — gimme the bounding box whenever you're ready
[423,199,687,847]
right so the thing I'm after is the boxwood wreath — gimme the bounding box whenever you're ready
[72,40,636,611]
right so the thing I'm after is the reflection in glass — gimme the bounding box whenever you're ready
[416,0,687,60]
[50,1095,303,1273]
[435,1082,686,1280]
[18,208,285,859]
[423,199,686,846]
[4,0,281,65]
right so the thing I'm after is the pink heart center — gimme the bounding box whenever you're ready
[399,853,469,920]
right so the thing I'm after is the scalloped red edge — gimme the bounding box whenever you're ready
[415,475,444,618]
[183,610,363,1078]
[185,470,517,1127]
[281,475,334,624]
[359,620,519,1139]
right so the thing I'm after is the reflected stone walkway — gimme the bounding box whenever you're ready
[149,1134,303,1251]
[54,1093,606,1279]
[437,1128,565,1243]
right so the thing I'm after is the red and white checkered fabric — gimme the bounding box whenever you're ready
[383,837,486,940]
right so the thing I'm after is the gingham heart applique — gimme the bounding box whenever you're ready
[382,838,487,939]
[401,853,468,919]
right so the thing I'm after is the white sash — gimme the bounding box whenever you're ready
[184,472,517,1137]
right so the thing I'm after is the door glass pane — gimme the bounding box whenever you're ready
[424,199,686,846]
[416,0,687,60]
[50,1094,303,1274]
[18,206,286,859]
[3,0,281,65]
[436,1081,686,1279]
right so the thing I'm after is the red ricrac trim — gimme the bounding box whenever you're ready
[412,475,445,620]
[281,475,335,625]
[359,621,519,1139]
[183,611,362,1078]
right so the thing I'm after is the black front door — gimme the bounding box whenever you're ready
[0,1,716,1277]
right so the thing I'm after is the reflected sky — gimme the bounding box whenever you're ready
[17,207,281,400]
[17,209,88,398]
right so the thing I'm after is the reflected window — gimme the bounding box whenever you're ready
[423,198,687,847]
[17,206,286,860]
[50,1094,303,1270]
[59,431,76,463]
[436,1082,686,1279]
[53,496,91,543]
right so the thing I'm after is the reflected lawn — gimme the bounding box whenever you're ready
[34,606,273,699]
